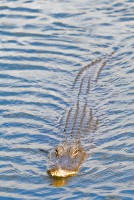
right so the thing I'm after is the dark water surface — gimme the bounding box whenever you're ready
[0,0,134,199]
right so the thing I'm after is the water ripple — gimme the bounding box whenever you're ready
[0,0,133,199]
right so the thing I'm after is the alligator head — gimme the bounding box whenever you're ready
[47,141,87,177]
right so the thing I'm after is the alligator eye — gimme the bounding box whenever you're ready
[55,149,58,157]
[73,149,79,156]
[55,148,59,157]
[55,146,64,157]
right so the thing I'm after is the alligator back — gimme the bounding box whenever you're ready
[60,52,115,143]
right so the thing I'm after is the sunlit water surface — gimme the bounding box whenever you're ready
[0,0,134,199]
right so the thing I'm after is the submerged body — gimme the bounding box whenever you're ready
[48,52,115,177]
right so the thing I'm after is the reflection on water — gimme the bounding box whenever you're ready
[50,176,72,187]
[0,0,134,199]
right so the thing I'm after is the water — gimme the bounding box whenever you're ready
[0,0,134,199]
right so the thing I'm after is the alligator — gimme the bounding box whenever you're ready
[47,52,115,178]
